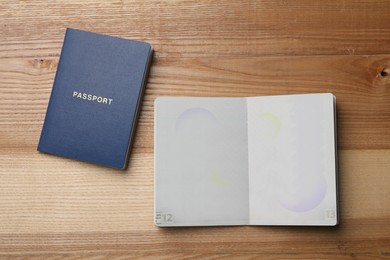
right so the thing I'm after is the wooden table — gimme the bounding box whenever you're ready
[1,1,389,258]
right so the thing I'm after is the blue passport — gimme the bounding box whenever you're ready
[38,28,153,169]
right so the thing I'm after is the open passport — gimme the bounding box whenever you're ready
[154,93,338,226]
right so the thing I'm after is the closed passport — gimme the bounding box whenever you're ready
[38,28,153,169]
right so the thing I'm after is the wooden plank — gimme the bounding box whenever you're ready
[1,1,390,58]
[0,55,389,150]
[0,233,389,259]
[0,150,389,258]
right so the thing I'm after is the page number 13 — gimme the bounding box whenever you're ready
[326,209,336,219]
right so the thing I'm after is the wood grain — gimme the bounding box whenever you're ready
[0,0,389,259]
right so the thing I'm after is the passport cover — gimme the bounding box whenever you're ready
[38,28,153,169]
[154,93,338,226]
